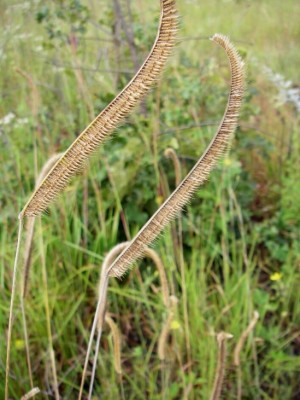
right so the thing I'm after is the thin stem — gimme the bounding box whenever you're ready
[20,296,34,390]
[5,217,23,400]
[88,328,102,399]
[78,275,109,400]
[39,218,60,400]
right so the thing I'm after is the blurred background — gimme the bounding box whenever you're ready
[0,0,299,398]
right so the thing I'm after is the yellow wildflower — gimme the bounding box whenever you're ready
[170,320,181,330]
[270,272,282,281]
[15,339,25,350]
[223,158,232,166]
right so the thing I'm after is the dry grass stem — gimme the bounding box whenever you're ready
[5,219,23,400]
[21,387,41,400]
[210,332,233,400]
[82,241,171,398]
[20,296,34,390]
[108,34,245,279]
[19,0,178,218]
[164,147,191,366]
[79,242,129,399]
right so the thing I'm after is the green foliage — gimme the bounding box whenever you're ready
[36,0,90,41]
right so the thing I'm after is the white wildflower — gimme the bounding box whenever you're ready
[0,113,16,125]
[264,66,300,113]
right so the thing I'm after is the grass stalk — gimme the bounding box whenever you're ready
[164,148,191,370]
[38,218,60,400]
[5,218,23,400]
[20,296,34,391]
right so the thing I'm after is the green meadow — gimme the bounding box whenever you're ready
[0,0,299,398]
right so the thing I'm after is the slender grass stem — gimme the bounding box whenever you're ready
[39,218,60,400]
[78,276,108,399]
[5,217,23,400]
[88,328,102,399]
[20,296,34,390]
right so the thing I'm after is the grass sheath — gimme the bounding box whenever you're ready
[107,34,245,279]
[19,0,178,219]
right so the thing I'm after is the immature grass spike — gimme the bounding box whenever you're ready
[107,34,245,279]
[19,0,178,218]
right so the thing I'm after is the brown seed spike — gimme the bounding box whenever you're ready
[108,34,245,278]
[20,0,178,219]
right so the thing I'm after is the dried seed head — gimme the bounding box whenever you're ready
[20,0,178,218]
[108,34,245,279]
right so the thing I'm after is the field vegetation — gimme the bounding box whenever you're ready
[0,0,299,398]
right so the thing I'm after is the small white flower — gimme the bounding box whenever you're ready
[16,118,29,126]
[0,113,16,125]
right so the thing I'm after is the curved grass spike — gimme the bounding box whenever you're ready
[107,34,245,279]
[19,0,178,219]
[210,332,233,400]
[164,147,182,187]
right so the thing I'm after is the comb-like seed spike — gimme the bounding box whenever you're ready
[108,34,245,278]
[20,0,178,219]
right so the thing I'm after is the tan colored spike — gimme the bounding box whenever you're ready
[20,0,178,219]
[108,34,245,278]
